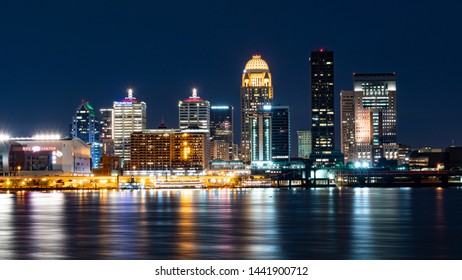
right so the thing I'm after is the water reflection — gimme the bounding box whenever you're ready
[0,194,14,259]
[0,188,461,259]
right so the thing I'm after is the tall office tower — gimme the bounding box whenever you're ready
[250,107,272,164]
[271,105,290,161]
[99,108,115,156]
[113,89,147,163]
[70,100,101,168]
[240,55,273,162]
[340,73,398,166]
[179,88,210,131]
[297,130,312,158]
[310,48,334,151]
[340,90,355,163]
[210,105,234,160]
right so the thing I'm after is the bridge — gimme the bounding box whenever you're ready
[333,169,462,187]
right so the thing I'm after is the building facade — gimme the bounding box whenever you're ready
[0,137,91,176]
[99,108,115,156]
[310,49,334,151]
[340,73,398,166]
[124,129,210,175]
[240,55,273,162]
[250,108,272,164]
[70,100,101,168]
[210,105,234,161]
[179,88,210,131]
[113,89,147,163]
[297,130,312,158]
[271,105,290,161]
[340,90,355,163]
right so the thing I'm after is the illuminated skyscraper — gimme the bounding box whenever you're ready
[178,88,210,131]
[310,49,334,151]
[250,106,272,164]
[240,55,273,162]
[210,105,234,160]
[340,73,398,166]
[271,105,290,161]
[99,108,114,156]
[70,100,101,168]
[113,89,146,163]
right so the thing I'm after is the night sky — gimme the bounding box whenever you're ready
[1,0,461,154]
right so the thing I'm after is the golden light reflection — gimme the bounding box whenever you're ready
[177,190,198,256]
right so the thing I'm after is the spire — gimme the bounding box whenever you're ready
[128,88,133,99]
[192,88,198,98]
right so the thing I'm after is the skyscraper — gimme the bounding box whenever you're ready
[99,108,114,156]
[70,100,101,168]
[113,89,146,163]
[310,49,334,151]
[340,73,398,166]
[210,105,234,160]
[271,105,290,161]
[250,106,272,164]
[178,88,210,131]
[297,130,312,159]
[240,55,273,162]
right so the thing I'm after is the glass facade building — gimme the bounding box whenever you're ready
[70,100,101,168]
[210,105,234,161]
[271,105,290,161]
[310,49,334,151]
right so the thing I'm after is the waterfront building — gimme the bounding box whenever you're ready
[250,106,272,165]
[179,88,210,131]
[210,105,234,161]
[409,148,446,170]
[0,136,91,176]
[70,100,101,168]
[208,160,247,175]
[297,130,312,158]
[240,55,273,162]
[398,144,411,166]
[340,73,398,166]
[99,108,115,156]
[124,129,210,175]
[310,48,334,151]
[271,105,290,161]
[113,89,147,164]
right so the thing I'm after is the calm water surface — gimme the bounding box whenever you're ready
[0,188,461,260]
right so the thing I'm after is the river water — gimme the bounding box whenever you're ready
[0,187,461,259]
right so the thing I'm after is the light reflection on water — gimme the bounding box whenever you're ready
[1,188,462,260]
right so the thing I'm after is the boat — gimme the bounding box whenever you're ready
[119,176,145,189]
[119,181,145,190]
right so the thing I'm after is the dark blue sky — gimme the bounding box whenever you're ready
[1,0,461,152]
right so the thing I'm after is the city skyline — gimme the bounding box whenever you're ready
[1,1,461,151]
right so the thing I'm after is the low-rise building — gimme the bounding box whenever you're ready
[0,136,91,176]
